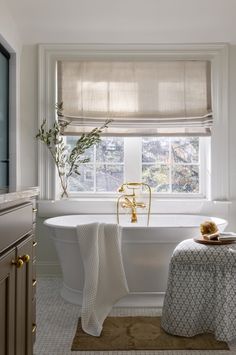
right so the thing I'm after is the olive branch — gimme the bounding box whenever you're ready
[36,104,112,197]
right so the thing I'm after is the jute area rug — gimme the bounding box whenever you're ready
[71,316,229,351]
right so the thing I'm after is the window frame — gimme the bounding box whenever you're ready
[38,43,229,203]
[0,43,10,193]
[65,136,208,199]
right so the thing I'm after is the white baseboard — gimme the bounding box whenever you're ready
[37,261,62,277]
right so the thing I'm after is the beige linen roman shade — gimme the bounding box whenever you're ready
[57,60,212,136]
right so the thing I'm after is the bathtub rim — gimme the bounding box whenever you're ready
[43,213,228,230]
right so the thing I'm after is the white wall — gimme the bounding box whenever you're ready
[0,0,21,52]
[20,45,38,186]
[19,43,236,275]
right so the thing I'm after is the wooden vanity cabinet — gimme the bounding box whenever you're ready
[0,200,36,355]
[0,248,16,355]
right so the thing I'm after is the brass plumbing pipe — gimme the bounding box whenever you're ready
[142,182,152,226]
[116,182,152,226]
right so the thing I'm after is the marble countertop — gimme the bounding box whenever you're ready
[0,187,39,210]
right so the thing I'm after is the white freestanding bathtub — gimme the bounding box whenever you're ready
[44,214,227,308]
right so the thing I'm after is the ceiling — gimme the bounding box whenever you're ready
[6,0,236,44]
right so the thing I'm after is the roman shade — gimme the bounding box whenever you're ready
[57,60,212,136]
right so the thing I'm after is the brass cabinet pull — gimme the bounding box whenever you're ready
[32,323,37,333]
[32,279,37,286]
[32,208,38,213]
[12,258,24,268]
[21,254,30,263]
[33,241,37,247]
[12,254,30,267]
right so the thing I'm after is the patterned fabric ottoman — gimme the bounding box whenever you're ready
[161,238,236,341]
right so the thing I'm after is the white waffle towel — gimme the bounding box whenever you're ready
[77,223,129,336]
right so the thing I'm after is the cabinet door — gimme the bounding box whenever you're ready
[15,235,33,355]
[0,248,16,355]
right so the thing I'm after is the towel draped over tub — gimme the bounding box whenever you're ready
[77,223,129,336]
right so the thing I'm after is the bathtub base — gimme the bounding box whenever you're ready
[44,214,227,311]
[61,282,164,308]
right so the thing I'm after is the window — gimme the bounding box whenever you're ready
[66,136,207,197]
[39,44,228,203]
[59,56,211,197]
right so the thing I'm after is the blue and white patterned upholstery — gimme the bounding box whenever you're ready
[161,239,236,341]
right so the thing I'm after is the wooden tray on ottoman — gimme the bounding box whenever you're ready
[194,237,236,245]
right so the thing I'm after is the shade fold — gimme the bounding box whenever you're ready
[57,60,212,136]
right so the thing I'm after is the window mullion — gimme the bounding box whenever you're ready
[169,137,172,193]
[124,137,142,182]
[199,137,208,198]
[93,146,96,192]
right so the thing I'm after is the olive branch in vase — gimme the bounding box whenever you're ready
[36,103,112,198]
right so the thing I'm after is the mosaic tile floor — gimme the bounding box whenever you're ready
[34,278,236,355]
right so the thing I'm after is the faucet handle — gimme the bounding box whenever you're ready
[138,202,146,208]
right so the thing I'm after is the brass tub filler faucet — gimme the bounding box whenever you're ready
[117,182,151,226]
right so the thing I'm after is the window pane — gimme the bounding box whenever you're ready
[172,165,199,193]
[142,137,169,163]
[142,137,201,194]
[66,136,124,193]
[96,137,124,163]
[68,165,94,192]
[96,164,123,192]
[171,137,199,163]
[142,164,170,192]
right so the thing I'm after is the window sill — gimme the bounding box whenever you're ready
[37,197,230,218]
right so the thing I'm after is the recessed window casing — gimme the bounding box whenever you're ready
[38,44,229,203]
